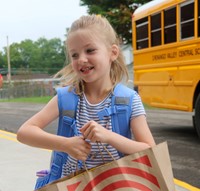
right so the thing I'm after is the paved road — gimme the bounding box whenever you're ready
[0,102,200,190]
[146,109,200,189]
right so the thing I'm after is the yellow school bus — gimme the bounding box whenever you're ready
[132,0,200,137]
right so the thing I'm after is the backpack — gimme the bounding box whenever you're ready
[35,83,135,190]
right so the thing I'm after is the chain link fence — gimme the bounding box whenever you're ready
[0,79,59,99]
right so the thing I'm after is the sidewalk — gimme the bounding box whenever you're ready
[0,129,199,191]
[0,130,51,191]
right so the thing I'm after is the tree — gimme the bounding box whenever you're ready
[80,0,152,44]
[0,37,65,75]
[0,51,6,69]
[35,38,65,74]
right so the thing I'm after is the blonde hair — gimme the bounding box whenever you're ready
[55,14,129,94]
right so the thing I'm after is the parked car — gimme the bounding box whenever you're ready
[0,74,3,88]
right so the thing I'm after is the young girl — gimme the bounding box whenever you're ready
[17,14,155,187]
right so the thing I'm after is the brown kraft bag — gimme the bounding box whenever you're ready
[36,142,175,191]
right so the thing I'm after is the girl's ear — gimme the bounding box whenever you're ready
[110,44,119,62]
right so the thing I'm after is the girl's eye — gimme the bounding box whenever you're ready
[71,53,78,59]
[87,49,95,53]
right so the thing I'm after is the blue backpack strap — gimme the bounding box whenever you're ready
[98,83,134,156]
[34,86,79,190]
[56,86,79,137]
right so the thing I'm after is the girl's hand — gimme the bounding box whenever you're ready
[80,120,111,143]
[67,136,91,161]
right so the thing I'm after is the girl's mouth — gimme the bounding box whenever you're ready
[80,66,94,73]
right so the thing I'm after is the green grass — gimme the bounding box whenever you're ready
[0,96,52,103]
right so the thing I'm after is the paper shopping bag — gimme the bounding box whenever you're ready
[36,142,175,191]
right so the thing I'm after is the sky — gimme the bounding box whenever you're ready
[0,0,88,50]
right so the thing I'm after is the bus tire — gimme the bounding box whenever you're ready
[194,93,200,138]
[192,115,196,130]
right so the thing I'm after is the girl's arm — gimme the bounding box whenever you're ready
[80,115,155,155]
[17,96,61,149]
[17,96,91,160]
[106,115,155,154]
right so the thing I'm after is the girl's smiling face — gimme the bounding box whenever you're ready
[67,29,116,85]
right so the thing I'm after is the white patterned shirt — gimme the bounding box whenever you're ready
[62,91,146,176]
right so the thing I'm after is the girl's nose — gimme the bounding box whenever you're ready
[78,53,88,64]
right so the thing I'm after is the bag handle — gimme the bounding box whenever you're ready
[96,141,116,161]
[73,141,116,176]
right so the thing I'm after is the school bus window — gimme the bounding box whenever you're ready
[164,7,177,44]
[198,0,200,37]
[180,0,194,40]
[151,13,161,47]
[136,17,148,49]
